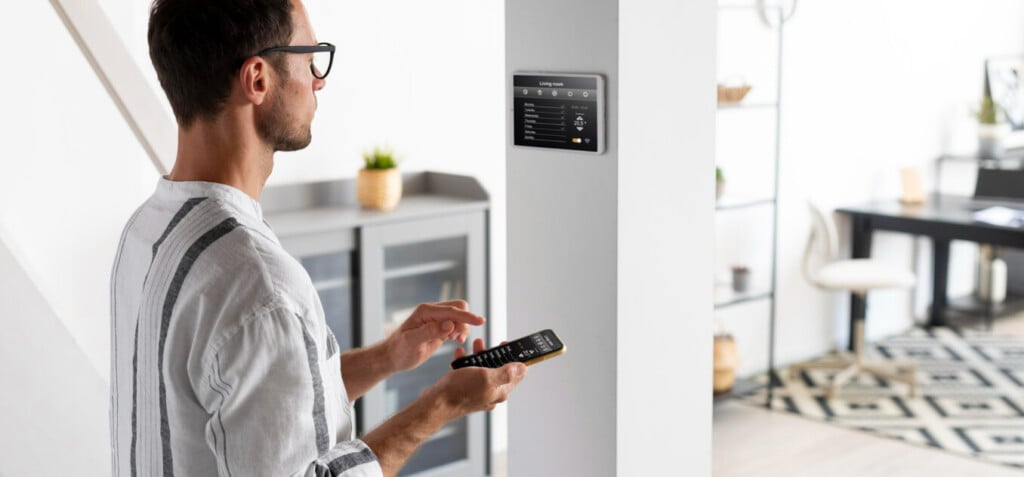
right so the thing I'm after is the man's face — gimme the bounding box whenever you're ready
[255,0,326,152]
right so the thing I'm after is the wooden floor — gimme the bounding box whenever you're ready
[713,401,1022,476]
[494,316,1024,476]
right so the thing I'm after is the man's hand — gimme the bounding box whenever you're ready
[435,338,526,415]
[384,300,486,373]
[341,300,485,402]
[363,337,527,477]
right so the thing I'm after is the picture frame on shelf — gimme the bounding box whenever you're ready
[986,56,1024,149]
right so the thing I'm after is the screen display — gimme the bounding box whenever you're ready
[513,74,603,153]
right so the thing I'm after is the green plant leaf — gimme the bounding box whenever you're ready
[978,96,1001,125]
[362,147,399,169]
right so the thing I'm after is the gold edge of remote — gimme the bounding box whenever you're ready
[523,346,566,366]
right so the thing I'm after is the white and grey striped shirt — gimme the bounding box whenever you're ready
[110,178,383,477]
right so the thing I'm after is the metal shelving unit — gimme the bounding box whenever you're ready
[713,4,784,407]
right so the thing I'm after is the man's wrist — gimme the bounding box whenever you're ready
[422,381,462,422]
[340,340,400,400]
[378,336,402,375]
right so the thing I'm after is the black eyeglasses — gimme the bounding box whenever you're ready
[256,42,335,79]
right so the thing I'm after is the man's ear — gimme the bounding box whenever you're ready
[238,56,271,106]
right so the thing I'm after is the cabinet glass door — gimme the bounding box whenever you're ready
[361,213,487,477]
[300,251,356,352]
[279,230,359,353]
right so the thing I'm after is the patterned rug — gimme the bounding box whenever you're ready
[742,327,1024,470]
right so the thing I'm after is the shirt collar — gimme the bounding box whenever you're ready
[156,176,264,222]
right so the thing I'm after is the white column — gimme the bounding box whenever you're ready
[506,0,715,475]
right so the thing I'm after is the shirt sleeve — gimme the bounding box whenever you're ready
[195,304,384,477]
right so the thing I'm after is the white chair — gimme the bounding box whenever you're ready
[788,203,918,399]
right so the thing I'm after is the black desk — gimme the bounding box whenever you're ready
[836,195,1024,334]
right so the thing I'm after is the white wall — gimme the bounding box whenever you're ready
[0,228,110,476]
[0,0,159,381]
[618,1,716,474]
[716,0,1024,376]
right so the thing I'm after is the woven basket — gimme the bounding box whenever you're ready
[713,335,739,393]
[357,168,402,211]
[717,84,752,104]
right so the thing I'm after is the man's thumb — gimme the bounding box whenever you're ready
[503,363,527,383]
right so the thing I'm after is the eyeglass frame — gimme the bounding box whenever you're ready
[256,42,335,79]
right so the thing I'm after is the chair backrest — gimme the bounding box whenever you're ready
[802,201,839,285]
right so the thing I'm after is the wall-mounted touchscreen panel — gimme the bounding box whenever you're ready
[513,73,604,153]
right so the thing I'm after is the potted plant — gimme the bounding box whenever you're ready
[977,93,1010,159]
[715,166,725,201]
[357,147,402,211]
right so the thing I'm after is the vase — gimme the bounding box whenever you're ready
[713,334,739,394]
[357,168,402,211]
[976,245,1008,304]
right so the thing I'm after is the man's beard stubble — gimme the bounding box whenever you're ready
[256,87,313,152]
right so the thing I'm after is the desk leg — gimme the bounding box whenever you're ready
[850,216,872,351]
[930,237,951,327]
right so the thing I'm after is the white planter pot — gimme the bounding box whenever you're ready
[978,123,1012,159]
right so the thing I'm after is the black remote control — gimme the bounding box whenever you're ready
[451,329,566,369]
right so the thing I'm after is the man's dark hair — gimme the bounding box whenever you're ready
[148,0,294,128]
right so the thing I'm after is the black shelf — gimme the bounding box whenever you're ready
[715,291,773,310]
[713,2,784,410]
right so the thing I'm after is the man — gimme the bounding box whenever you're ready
[109,1,526,475]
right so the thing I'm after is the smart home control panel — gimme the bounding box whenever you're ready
[513,73,604,153]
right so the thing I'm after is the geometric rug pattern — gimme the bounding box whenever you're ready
[742,327,1024,470]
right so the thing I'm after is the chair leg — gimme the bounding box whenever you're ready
[828,301,919,399]
[788,359,852,378]
[790,293,919,399]
[828,363,861,400]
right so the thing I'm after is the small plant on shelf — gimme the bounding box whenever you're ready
[357,147,403,211]
[715,166,725,201]
[363,147,399,170]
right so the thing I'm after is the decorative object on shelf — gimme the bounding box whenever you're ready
[717,83,752,104]
[716,166,725,201]
[977,93,1010,159]
[976,245,1008,304]
[899,167,926,205]
[986,57,1024,149]
[357,147,402,211]
[713,333,739,394]
[731,265,750,293]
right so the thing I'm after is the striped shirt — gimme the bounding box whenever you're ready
[110,178,383,477]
